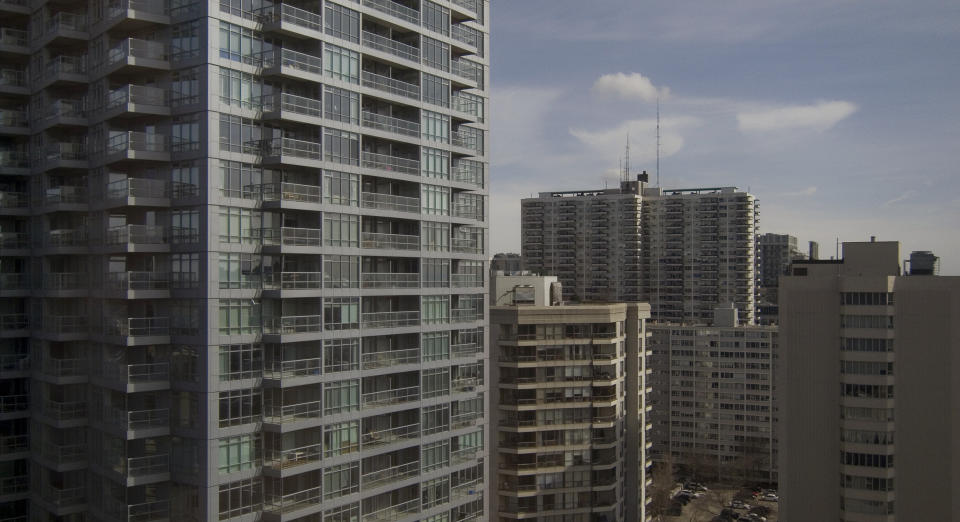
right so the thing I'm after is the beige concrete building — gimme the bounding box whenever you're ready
[490,275,652,522]
[648,309,778,485]
[779,240,960,521]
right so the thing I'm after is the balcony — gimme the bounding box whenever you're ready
[37,442,86,470]
[114,453,169,485]
[361,272,419,289]
[451,130,481,153]
[452,202,483,221]
[0,0,28,14]
[0,232,28,250]
[265,315,322,335]
[451,24,482,50]
[104,178,170,206]
[361,111,420,138]
[0,68,27,95]
[361,191,419,213]
[0,352,28,375]
[39,56,87,87]
[362,497,420,522]
[126,499,169,522]
[362,0,419,25]
[362,422,419,448]
[104,224,167,252]
[104,317,170,338]
[260,47,323,82]
[101,362,169,390]
[361,70,419,100]
[103,407,169,436]
[37,356,87,381]
[452,238,482,254]
[451,58,482,85]
[361,460,419,489]
[0,108,28,134]
[42,273,86,293]
[361,151,420,175]
[450,0,480,15]
[363,30,419,62]
[451,410,480,429]
[451,376,480,393]
[264,357,321,380]
[361,310,419,328]
[0,272,28,293]
[362,385,419,408]
[451,274,482,288]
[451,342,482,358]
[102,38,169,73]
[361,347,419,369]
[38,12,88,46]
[42,316,88,339]
[258,3,322,37]
[43,186,88,209]
[105,132,170,163]
[0,394,27,416]
[0,434,29,457]
[103,85,170,118]
[258,137,322,166]
[260,92,322,124]
[361,232,419,251]
[264,226,322,247]
[263,271,322,291]
[264,486,321,515]
[265,442,322,470]
[38,99,86,130]
[452,95,482,121]
[37,142,88,171]
[263,400,321,424]
[260,181,322,205]
[37,483,85,508]
[41,398,87,424]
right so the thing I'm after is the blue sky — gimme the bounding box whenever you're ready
[488,0,960,274]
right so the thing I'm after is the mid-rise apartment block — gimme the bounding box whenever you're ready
[0,1,489,520]
[489,274,652,522]
[779,241,960,521]
[521,180,757,326]
[648,306,778,485]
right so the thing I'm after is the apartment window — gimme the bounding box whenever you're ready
[170,346,200,383]
[324,502,360,522]
[324,380,359,414]
[219,253,264,289]
[841,451,894,468]
[324,421,359,458]
[171,209,199,243]
[422,439,449,471]
[841,337,894,352]
[453,294,483,322]
[219,67,263,109]
[454,260,483,285]
[218,477,262,520]
[324,338,359,372]
[323,170,359,206]
[422,258,449,288]
[422,110,449,143]
[323,212,359,247]
[423,515,450,522]
[324,86,359,124]
[421,476,450,510]
[218,207,266,244]
[171,67,201,106]
[841,383,894,399]
[171,160,200,197]
[421,184,449,215]
[221,160,276,199]
[456,430,483,451]
[324,44,360,83]
[218,298,262,335]
[841,314,894,329]
[324,254,359,288]
[324,462,359,500]
[324,2,360,43]
[422,147,450,179]
[219,21,268,64]
[323,128,359,165]
[422,36,449,72]
[841,429,894,445]
[171,113,201,152]
[422,367,450,399]
[218,388,262,427]
[422,1,450,36]
[841,361,894,376]
[422,73,450,107]
[840,499,895,515]
[422,404,449,435]
[841,474,895,492]
[169,300,201,335]
[219,114,262,154]
[841,406,895,422]
[218,434,260,474]
[422,331,450,362]
[422,221,450,251]
[422,295,449,324]
[171,253,200,289]
[171,19,202,61]
[841,292,894,306]
[454,91,484,122]
[456,125,484,154]
[324,297,359,330]
[218,343,263,380]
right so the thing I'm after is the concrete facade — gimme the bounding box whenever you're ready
[779,241,960,521]
[489,275,652,522]
[0,1,489,520]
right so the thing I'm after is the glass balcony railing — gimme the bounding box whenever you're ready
[264,357,321,379]
[259,181,321,203]
[44,98,85,120]
[361,460,419,489]
[258,3,321,32]
[102,362,170,385]
[105,84,168,110]
[265,226,321,246]
[0,352,28,373]
[265,315,322,334]
[452,202,483,220]
[106,132,169,154]
[107,0,170,17]
[360,191,419,213]
[0,27,27,47]
[0,68,25,89]
[361,70,419,100]
[451,58,482,83]
[360,231,419,250]
[451,274,483,287]
[0,272,28,291]
[42,55,87,79]
[42,399,87,422]
[360,273,419,289]
[38,356,87,377]
[360,348,419,369]
[46,315,88,335]
[451,342,482,357]
[105,38,167,67]
[42,272,86,291]
[362,30,420,62]
[362,0,419,25]
[361,310,420,328]
[451,130,481,152]
[263,271,322,290]
[263,400,321,423]
[450,410,480,429]
[0,108,26,128]
[260,47,322,76]
[265,442,322,469]
[362,497,420,522]
[450,0,479,14]
[39,483,85,507]
[361,111,420,137]
[104,317,170,337]
[40,441,86,464]
[362,422,419,448]
[106,178,169,199]
[264,486,322,515]
[361,151,420,175]
[104,407,169,431]
[105,224,167,246]
[361,385,419,408]
[45,12,87,34]
[452,237,482,254]
[127,500,169,522]
[0,232,28,249]
[451,24,482,49]
[0,394,27,414]
[258,137,322,160]
[260,92,322,119]
[40,142,87,162]
[0,314,25,331]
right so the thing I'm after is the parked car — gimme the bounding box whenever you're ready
[762,493,778,502]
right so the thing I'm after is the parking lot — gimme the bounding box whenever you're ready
[662,487,779,522]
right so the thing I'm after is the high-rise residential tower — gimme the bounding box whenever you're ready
[0,1,489,520]
[779,241,960,521]
[521,181,757,325]
[489,274,652,522]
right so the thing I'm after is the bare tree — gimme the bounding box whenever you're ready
[648,454,677,521]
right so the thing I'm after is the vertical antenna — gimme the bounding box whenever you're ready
[625,132,631,182]
[656,96,661,187]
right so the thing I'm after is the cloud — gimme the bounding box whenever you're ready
[782,186,818,197]
[737,100,857,132]
[569,116,701,164]
[592,72,670,102]
[884,190,916,206]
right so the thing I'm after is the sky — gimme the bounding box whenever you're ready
[488,0,960,274]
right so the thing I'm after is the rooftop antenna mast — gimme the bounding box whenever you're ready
[656,96,661,187]
[624,132,631,182]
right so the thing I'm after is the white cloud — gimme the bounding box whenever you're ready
[592,72,670,102]
[737,100,857,132]
[884,190,916,206]
[569,116,701,164]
